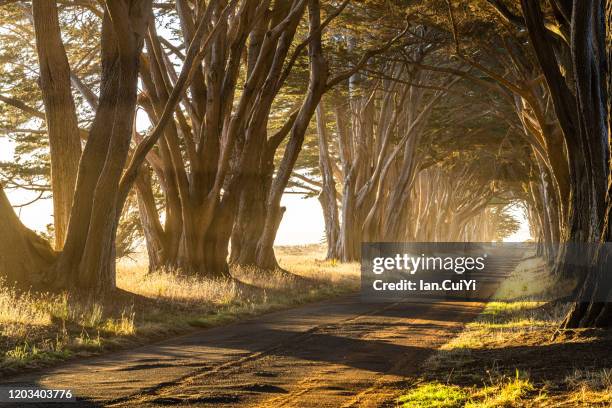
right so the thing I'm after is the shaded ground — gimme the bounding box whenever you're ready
[422,309,612,407]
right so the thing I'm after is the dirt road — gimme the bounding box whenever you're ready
[2,257,521,407]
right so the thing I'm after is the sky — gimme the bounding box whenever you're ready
[1,138,531,246]
[505,204,532,242]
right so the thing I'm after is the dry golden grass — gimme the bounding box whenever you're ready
[117,265,241,306]
[0,245,359,374]
[276,244,360,285]
[0,285,51,327]
[561,368,612,406]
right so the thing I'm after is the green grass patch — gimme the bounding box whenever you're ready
[399,383,468,408]
[398,374,536,408]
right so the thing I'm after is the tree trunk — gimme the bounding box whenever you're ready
[230,162,273,266]
[521,0,612,328]
[77,2,149,291]
[32,0,82,250]
[135,167,169,271]
[53,2,152,292]
[199,193,237,278]
[338,173,363,261]
[316,104,340,259]
[117,0,301,277]
[253,0,329,269]
[0,1,153,293]
[255,205,286,270]
[0,186,56,287]
[561,0,612,328]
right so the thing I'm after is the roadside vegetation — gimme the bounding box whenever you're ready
[0,245,358,376]
[398,257,612,407]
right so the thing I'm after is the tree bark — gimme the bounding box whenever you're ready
[135,166,168,271]
[32,0,82,250]
[54,1,152,292]
[254,0,329,269]
[230,158,274,266]
[0,186,56,287]
[316,104,340,259]
[520,0,611,328]
[561,0,611,328]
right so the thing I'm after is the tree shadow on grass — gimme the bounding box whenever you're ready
[229,266,335,298]
[427,329,612,392]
